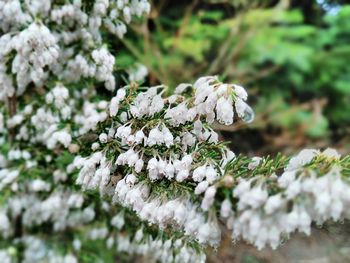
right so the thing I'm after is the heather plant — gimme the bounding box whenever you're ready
[116,1,350,142]
[0,1,350,263]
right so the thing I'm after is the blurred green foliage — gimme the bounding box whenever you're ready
[115,0,350,147]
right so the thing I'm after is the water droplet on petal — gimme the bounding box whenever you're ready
[241,105,255,123]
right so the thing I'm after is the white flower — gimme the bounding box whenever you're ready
[285,180,301,199]
[135,159,144,173]
[278,170,297,188]
[286,149,319,171]
[117,88,126,101]
[233,178,251,197]
[193,165,206,182]
[248,157,262,170]
[111,213,125,229]
[243,186,268,209]
[175,83,191,94]
[264,194,283,214]
[315,191,331,215]
[0,210,11,238]
[235,98,248,118]
[196,223,211,244]
[220,199,232,218]
[30,179,51,192]
[176,170,189,182]
[134,227,144,242]
[322,148,340,159]
[109,97,120,117]
[181,155,192,168]
[92,142,100,150]
[125,174,138,186]
[216,97,234,125]
[201,186,216,211]
[149,95,164,115]
[147,126,162,146]
[128,64,148,82]
[162,126,174,147]
[99,133,108,143]
[164,162,175,180]
[205,166,218,183]
[134,130,145,144]
[195,181,209,195]
[233,84,248,101]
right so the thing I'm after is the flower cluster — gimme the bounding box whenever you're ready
[128,63,149,82]
[45,84,71,119]
[0,0,151,96]
[0,1,160,262]
[73,77,350,255]
[74,78,253,247]
[115,233,206,263]
[217,149,350,250]
[74,150,219,247]
[1,236,79,263]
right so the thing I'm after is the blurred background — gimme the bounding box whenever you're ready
[113,0,350,262]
